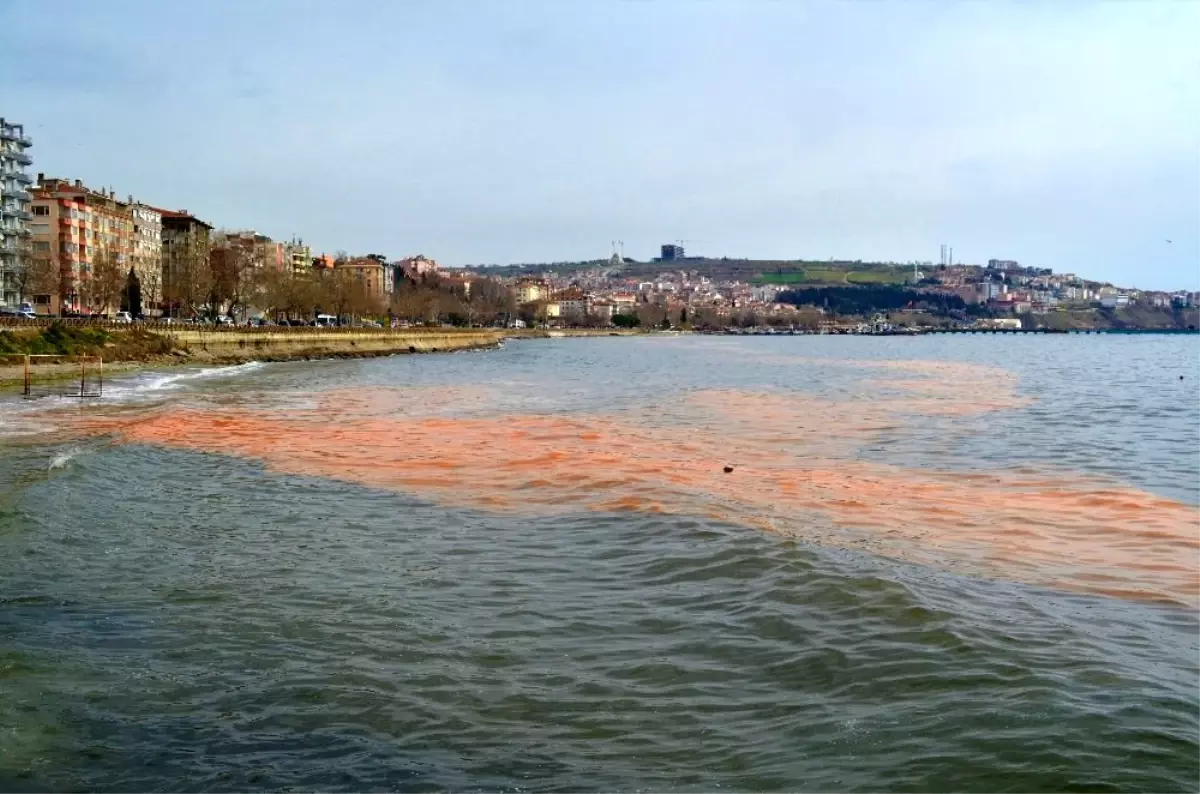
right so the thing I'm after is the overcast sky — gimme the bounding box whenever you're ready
[2,0,1196,288]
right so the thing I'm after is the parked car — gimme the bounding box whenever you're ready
[113,311,133,323]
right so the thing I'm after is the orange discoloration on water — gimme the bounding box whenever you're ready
[65,371,1200,608]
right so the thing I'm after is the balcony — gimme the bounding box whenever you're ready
[3,150,32,166]
[0,127,14,142]
[1,187,30,202]
[12,171,31,185]
[18,135,32,147]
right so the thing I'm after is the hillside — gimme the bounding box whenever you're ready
[466,258,913,285]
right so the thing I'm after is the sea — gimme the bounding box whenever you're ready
[0,334,1197,792]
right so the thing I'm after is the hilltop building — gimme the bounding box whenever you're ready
[660,243,685,261]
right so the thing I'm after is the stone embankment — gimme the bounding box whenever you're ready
[0,319,639,392]
[162,326,504,362]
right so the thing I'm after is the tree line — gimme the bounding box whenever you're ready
[776,285,968,316]
[153,240,519,325]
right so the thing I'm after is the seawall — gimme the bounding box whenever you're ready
[162,327,504,363]
[0,321,653,393]
[0,325,506,392]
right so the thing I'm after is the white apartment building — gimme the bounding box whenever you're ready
[129,202,162,310]
[0,117,33,309]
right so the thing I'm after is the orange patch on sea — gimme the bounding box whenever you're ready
[66,375,1200,608]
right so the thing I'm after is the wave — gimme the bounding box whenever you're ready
[104,361,265,400]
[48,447,83,471]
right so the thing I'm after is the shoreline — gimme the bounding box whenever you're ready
[0,327,641,394]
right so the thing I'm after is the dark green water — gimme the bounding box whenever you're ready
[0,336,1197,791]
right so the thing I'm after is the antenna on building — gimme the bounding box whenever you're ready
[949,247,953,267]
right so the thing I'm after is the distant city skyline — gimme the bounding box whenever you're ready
[1,0,1196,290]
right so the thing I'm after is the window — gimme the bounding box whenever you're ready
[32,205,49,216]
[33,241,50,251]
[30,223,49,234]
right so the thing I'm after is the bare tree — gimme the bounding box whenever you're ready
[691,308,723,330]
[164,243,213,319]
[89,248,126,316]
[140,264,164,318]
[10,238,51,308]
[208,237,258,319]
[636,303,667,328]
[468,277,516,326]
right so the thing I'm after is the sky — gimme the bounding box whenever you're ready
[1,0,1197,289]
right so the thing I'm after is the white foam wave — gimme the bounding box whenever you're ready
[106,361,265,399]
[48,447,82,470]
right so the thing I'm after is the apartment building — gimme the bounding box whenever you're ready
[257,235,284,270]
[159,209,213,317]
[337,257,393,302]
[553,288,588,317]
[217,230,285,271]
[30,177,134,315]
[515,277,547,304]
[129,201,162,313]
[398,254,438,279]
[0,118,33,310]
[286,239,311,275]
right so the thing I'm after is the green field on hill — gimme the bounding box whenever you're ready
[756,266,909,286]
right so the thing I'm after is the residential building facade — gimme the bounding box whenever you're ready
[31,177,134,315]
[398,254,438,279]
[216,230,283,271]
[159,209,213,317]
[129,202,162,314]
[553,288,588,317]
[337,257,392,303]
[286,239,311,275]
[0,117,33,310]
[515,277,547,304]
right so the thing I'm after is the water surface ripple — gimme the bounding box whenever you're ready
[0,335,1197,792]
